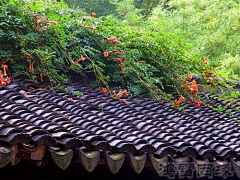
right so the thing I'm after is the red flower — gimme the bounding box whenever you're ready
[186,74,192,80]
[2,77,11,84]
[190,86,198,94]
[107,36,118,44]
[114,90,127,98]
[29,61,35,74]
[33,14,38,20]
[200,57,208,65]
[111,50,123,55]
[112,90,128,103]
[37,20,41,29]
[174,95,184,106]
[92,12,96,18]
[73,55,85,65]
[193,100,201,106]
[40,26,45,33]
[0,67,11,87]
[120,63,123,71]
[83,26,96,30]
[6,77,10,84]
[0,81,6,87]
[48,21,58,26]
[68,98,73,101]
[120,99,128,104]
[101,88,108,94]
[121,90,127,96]
[103,52,109,57]
[1,65,8,76]
[186,80,198,95]
[118,58,122,63]
[110,58,122,63]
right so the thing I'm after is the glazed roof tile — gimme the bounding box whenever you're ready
[0,78,240,178]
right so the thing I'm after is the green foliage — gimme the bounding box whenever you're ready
[52,85,83,98]
[64,0,116,17]
[0,0,193,101]
[220,54,240,79]
[102,0,144,26]
[1,0,238,107]
[1,0,73,83]
[134,0,165,16]
[97,18,196,99]
[0,0,103,85]
[149,0,240,80]
[211,104,229,112]
[98,104,104,113]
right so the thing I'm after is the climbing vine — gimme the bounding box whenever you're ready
[0,0,239,108]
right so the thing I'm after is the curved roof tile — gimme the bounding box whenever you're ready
[0,78,240,178]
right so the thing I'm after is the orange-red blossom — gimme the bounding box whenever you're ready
[35,19,41,31]
[29,60,34,74]
[102,87,108,94]
[200,57,208,65]
[186,74,192,80]
[189,79,198,94]
[115,90,127,98]
[174,95,184,106]
[103,54,123,70]
[103,52,110,57]
[113,90,128,103]
[205,69,219,83]
[83,26,96,30]
[110,58,123,70]
[110,57,122,63]
[33,15,51,33]
[104,50,123,58]
[92,12,96,18]
[0,70,10,87]
[120,63,123,71]
[0,58,11,87]
[184,79,198,95]
[193,99,202,107]
[41,21,58,33]
[48,21,58,26]
[73,55,85,65]
[111,50,123,55]
[187,100,191,103]
[119,99,128,103]
[107,36,118,44]
[29,87,47,91]
[2,64,8,76]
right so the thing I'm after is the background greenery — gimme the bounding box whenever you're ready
[149,0,240,79]
[0,0,239,104]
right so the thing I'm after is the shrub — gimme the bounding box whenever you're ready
[149,0,240,79]
[2,0,234,105]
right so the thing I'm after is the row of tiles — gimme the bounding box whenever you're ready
[0,79,240,159]
[0,142,240,178]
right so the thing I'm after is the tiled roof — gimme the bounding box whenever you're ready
[0,77,240,179]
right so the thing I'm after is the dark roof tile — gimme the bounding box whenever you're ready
[2,79,240,178]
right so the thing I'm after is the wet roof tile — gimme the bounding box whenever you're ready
[1,78,240,178]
